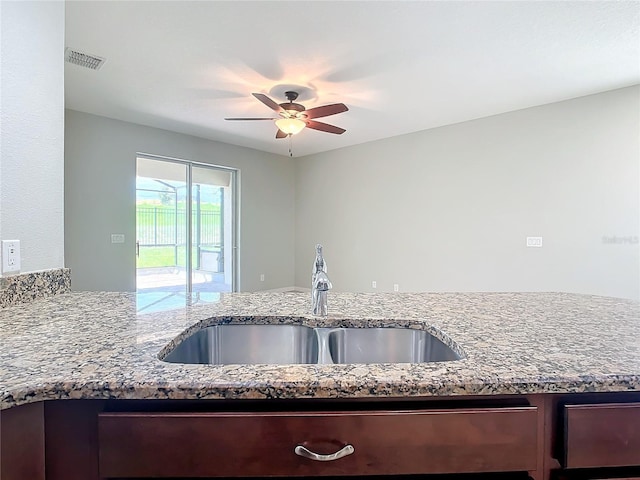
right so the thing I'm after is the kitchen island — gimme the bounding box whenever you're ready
[1,291,640,480]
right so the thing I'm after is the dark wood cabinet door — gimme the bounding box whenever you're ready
[98,407,538,478]
[0,402,45,480]
[564,403,640,468]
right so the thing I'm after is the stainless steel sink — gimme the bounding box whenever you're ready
[326,327,461,364]
[161,324,461,365]
[162,324,319,365]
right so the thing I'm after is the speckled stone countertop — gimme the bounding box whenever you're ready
[1,291,639,409]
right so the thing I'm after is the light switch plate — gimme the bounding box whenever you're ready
[2,240,21,273]
[111,234,125,244]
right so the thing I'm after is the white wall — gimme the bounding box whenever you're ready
[295,86,640,300]
[65,110,295,292]
[2,4,635,302]
[0,1,65,273]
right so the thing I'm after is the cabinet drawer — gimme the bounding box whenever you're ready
[98,407,538,477]
[564,403,640,468]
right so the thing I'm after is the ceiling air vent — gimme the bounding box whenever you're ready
[64,48,106,70]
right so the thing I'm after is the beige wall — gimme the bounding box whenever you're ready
[66,87,639,299]
[65,110,295,292]
[295,86,640,300]
[1,1,65,273]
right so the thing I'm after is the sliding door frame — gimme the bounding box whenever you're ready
[136,152,240,293]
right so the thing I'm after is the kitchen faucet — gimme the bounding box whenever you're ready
[311,244,332,316]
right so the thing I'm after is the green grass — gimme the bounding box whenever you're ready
[137,246,217,269]
[137,246,183,268]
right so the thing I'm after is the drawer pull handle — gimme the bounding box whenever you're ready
[294,444,354,462]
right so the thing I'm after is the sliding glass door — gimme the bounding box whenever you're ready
[135,156,236,296]
[191,165,234,292]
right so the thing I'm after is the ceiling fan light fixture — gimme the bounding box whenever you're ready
[275,117,305,135]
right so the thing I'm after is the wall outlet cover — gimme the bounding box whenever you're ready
[2,240,21,273]
[526,236,543,247]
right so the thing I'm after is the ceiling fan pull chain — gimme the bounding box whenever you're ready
[289,134,293,157]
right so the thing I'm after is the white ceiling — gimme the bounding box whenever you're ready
[64,1,640,158]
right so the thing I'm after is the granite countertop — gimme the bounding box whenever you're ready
[1,291,639,410]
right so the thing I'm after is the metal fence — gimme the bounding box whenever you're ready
[136,206,222,247]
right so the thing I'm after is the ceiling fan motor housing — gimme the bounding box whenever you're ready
[280,92,305,113]
[280,102,306,113]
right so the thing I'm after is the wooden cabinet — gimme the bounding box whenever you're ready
[0,402,45,480]
[2,393,640,480]
[553,396,640,480]
[563,403,640,469]
[98,407,538,478]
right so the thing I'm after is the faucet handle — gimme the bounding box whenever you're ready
[313,271,332,291]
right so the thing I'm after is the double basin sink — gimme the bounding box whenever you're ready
[161,324,462,365]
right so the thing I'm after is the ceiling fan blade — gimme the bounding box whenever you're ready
[252,93,284,113]
[304,103,349,119]
[305,120,346,135]
[224,117,275,121]
[276,129,288,139]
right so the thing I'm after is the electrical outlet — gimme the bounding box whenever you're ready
[371,280,377,288]
[2,240,21,274]
[111,234,125,244]
[393,284,399,292]
[526,236,543,247]
[260,274,265,282]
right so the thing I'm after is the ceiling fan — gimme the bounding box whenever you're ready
[225,91,348,138]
